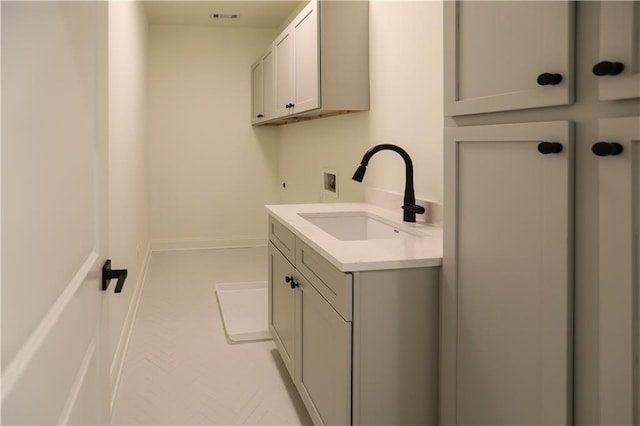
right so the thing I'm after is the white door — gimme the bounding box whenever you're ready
[442,121,574,425]
[597,116,640,425]
[2,2,110,425]
[595,2,640,101]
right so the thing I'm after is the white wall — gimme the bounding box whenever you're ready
[278,1,443,214]
[108,0,149,407]
[148,25,280,249]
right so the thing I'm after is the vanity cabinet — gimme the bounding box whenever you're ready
[268,215,352,425]
[444,1,575,116]
[253,0,369,125]
[268,214,439,425]
[251,47,274,124]
[595,1,640,100]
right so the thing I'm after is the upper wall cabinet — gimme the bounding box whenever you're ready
[444,1,575,116]
[594,2,640,101]
[253,0,369,125]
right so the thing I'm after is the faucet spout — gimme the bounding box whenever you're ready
[351,144,425,223]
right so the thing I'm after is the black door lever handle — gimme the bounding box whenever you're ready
[102,259,128,293]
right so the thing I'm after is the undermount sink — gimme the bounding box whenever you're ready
[298,211,423,241]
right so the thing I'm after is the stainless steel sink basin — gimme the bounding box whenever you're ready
[298,211,423,241]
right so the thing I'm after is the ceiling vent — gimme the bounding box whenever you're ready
[211,13,239,19]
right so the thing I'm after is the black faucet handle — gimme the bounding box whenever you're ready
[402,204,426,214]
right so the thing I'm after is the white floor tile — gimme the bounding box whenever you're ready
[111,247,312,425]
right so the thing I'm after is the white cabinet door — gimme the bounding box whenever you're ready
[262,48,275,121]
[442,121,574,425]
[597,116,640,425]
[595,2,640,100]
[444,1,574,116]
[296,274,351,426]
[268,243,296,378]
[251,58,264,124]
[292,1,319,115]
[251,47,275,124]
[274,29,294,118]
[2,2,110,424]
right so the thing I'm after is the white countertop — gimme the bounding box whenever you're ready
[266,203,443,272]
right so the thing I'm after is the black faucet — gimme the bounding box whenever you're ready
[352,144,426,223]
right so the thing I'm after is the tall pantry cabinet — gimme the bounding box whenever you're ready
[442,2,640,425]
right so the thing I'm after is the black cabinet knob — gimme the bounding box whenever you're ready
[256,113,264,118]
[592,142,623,156]
[537,142,563,154]
[537,73,563,86]
[285,276,299,289]
[592,61,624,76]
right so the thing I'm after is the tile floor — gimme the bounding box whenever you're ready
[111,247,312,425]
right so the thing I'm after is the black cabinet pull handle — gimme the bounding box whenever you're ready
[592,142,623,156]
[257,113,264,118]
[285,276,299,289]
[592,61,624,76]
[537,73,563,86]
[537,141,563,154]
[102,259,128,293]
[285,103,294,109]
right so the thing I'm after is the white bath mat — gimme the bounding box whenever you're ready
[215,281,271,342]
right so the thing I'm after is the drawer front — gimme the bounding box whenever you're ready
[269,215,296,264]
[296,239,352,321]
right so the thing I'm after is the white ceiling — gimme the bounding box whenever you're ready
[143,1,305,28]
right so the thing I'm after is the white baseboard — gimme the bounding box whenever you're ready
[150,236,268,251]
[109,241,152,413]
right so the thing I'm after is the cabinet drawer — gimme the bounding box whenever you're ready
[269,215,296,264]
[296,239,352,321]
